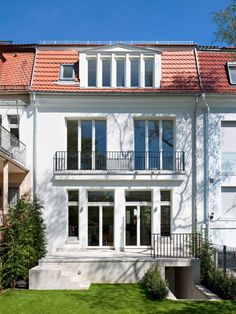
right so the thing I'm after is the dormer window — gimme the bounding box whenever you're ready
[79,44,161,88]
[227,62,236,85]
[60,64,75,81]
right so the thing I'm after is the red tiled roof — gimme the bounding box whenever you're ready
[198,51,236,93]
[32,49,200,93]
[0,52,34,90]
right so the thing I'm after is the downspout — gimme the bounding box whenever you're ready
[30,47,38,200]
[194,47,210,239]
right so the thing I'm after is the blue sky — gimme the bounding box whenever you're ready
[0,0,231,45]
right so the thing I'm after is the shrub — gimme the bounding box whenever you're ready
[1,196,46,288]
[200,240,236,300]
[140,265,168,300]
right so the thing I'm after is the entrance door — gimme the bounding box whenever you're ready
[88,205,114,247]
[125,205,151,246]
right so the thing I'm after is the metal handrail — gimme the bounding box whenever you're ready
[0,124,26,165]
[53,151,185,172]
[151,233,201,259]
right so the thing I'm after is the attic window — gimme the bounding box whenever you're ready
[60,64,75,81]
[227,62,236,85]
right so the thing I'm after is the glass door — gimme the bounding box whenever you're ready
[88,205,114,247]
[88,206,99,246]
[125,205,151,246]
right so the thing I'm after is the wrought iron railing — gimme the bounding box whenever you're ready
[151,233,201,259]
[0,125,26,165]
[54,151,185,172]
[213,244,236,273]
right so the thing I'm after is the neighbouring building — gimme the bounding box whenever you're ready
[0,41,235,293]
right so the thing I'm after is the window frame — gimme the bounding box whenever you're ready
[227,62,236,85]
[67,190,79,238]
[160,190,172,236]
[60,64,75,81]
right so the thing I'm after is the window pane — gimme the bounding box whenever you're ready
[8,187,19,206]
[161,191,171,202]
[116,60,125,87]
[161,205,171,236]
[67,120,78,170]
[88,60,97,86]
[229,66,236,84]
[145,59,153,87]
[125,191,151,202]
[162,120,174,170]
[103,206,114,246]
[148,120,160,169]
[68,191,79,202]
[140,206,151,245]
[62,65,74,79]
[95,121,106,170]
[134,120,145,170]
[88,206,99,246]
[68,206,78,237]
[162,120,173,151]
[126,206,137,245]
[8,115,18,125]
[131,59,139,87]
[102,60,111,87]
[88,191,114,202]
[81,120,92,170]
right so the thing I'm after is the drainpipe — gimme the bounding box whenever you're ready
[194,47,210,239]
[202,93,210,240]
[31,91,37,200]
[30,48,38,200]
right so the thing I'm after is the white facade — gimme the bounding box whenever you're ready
[32,95,194,253]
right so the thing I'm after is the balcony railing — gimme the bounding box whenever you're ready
[151,233,201,259]
[54,151,185,172]
[0,125,26,166]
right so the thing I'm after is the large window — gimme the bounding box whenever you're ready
[221,187,236,219]
[221,121,236,172]
[144,59,154,87]
[125,190,151,246]
[116,59,125,87]
[8,115,19,146]
[88,59,97,87]
[81,120,106,170]
[68,191,79,237]
[160,190,171,236]
[134,119,174,170]
[102,59,111,87]
[67,120,78,170]
[130,59,139,87]
[87,190,114,247]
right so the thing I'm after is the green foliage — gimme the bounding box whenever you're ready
[140,265,168,300]
[212,0,236,45]
[1,196,46,288]
[200,240,236,300]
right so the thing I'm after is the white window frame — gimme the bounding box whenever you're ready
[82,52,159,88]
[227,62,236,85]
[134,118,175,170]
[60,64,75,81]
[160,190,172,236]
[67,190,79,238]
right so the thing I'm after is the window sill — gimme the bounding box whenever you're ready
[54,81,80,86]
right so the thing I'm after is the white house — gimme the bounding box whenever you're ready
[0,41,235,293]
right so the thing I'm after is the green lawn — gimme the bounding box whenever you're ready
[0,284,235,314]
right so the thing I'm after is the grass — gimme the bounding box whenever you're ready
[0,284,235,314]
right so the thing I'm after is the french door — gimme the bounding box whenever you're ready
[125,204,151,246]
[88,205,114,247]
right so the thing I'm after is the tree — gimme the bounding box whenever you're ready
[212,0,236,45]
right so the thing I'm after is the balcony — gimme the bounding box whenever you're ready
[0,125,26,166]
[53,151,185,172]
